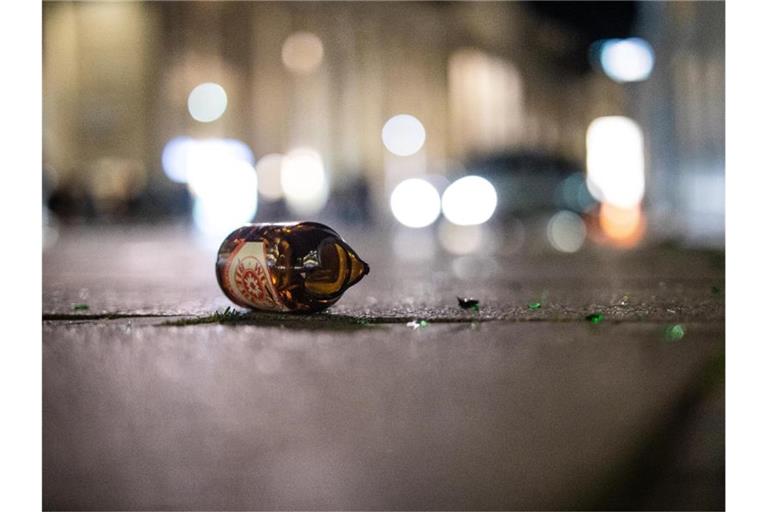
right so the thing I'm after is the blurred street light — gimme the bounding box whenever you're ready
[598,38,655,83]
[547,210,586,253]
[190,159,258,238]
[382,114,426,157]
[255,153,285,201]
[586,116,645,209]
[187,82,228,123]
[599,203,646,247]
[162,137,254,185]
[438,221,489,255]
[390,178,441,228]
[441,175,498,226]
[281,148,329,215]
[282,32,324,75]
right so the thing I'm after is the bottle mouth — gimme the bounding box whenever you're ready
[347,253,369,287]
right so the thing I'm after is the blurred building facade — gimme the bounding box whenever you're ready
[43,1,724,247]
[637,1,725,246]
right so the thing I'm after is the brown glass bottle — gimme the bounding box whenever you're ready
[215,222,369,313]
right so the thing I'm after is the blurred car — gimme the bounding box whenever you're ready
[462,150,596,219]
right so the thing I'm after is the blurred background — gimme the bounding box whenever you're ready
[42,0,724,257]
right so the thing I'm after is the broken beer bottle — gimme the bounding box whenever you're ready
[216,222,369,313]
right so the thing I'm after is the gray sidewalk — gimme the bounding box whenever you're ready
[43,225,724,510]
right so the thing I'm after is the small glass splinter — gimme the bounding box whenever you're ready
[664,324,685,341]
[457,297,479,310]
[585,312,604,324]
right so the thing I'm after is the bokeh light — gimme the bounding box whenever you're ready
[599,203,646,247]
[164,138,257,237]
[187,82,228,123]
[281,148,329,215]
[556,173,597,213]
[189,159,258,238]
[282,31,324,75]
[599,38,655,83]
[161,136,194,183]
[389,178,441,228]
[162,137,254,184]
[586,116,645,208]
[254,153,284,201]
[437,220,489,255]
[382,114,426,156]
[86,158,147,205]
[441,175,498,226]
[547,210,586,253]
[392,228,436,262]
[452,255,500,280]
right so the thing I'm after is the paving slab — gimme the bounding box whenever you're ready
[44,319,723,510]
[43,225,724,322]
[42,225,725,510]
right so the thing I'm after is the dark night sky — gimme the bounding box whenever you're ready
[524,1,639,74]
[526,1,638,40]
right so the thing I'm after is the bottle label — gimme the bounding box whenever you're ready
[223,241,287,311]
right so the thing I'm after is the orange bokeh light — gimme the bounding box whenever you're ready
[599,204,646,247]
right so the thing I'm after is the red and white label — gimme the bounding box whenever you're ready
[224,242,287,311]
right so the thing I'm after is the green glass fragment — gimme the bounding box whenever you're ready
[72,304,89,311]
[664,324,686,341]
[407,319,429,330]
[585,312,604,324]
[528,302,542,310]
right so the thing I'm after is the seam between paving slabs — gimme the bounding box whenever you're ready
[42,312,725,327]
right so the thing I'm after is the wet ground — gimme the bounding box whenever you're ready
[43,224,725,510]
